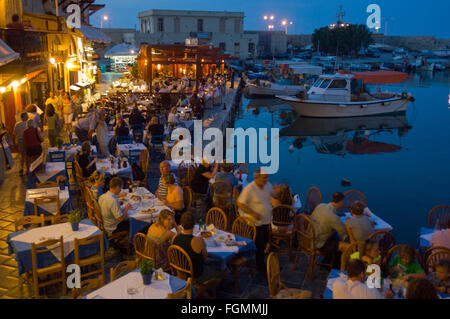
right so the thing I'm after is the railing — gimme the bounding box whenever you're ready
[0,28,48,68]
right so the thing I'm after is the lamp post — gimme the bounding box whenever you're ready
[101,15,108,28]
[281,20,293,34]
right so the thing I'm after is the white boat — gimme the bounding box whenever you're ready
[276,72,414,118]
[245,79,305,97]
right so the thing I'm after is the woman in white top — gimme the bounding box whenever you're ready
[62,92,73,132]
[167,107,178,125]
[94,109,110,158]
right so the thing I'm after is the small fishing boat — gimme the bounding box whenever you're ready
[277,71,414,118]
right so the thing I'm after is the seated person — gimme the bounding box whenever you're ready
[350,240,382,266]
[160,174,184,224]
[129,107,146,127]
[147,210,181,271]
[89,171,105,201]
[406,278,439,299]
[76,141,97,178]
[388,244,425,281]
[167,107,178,124]
[115,119,130,137]
[173,212,222,284]
[332,259,393,299]
[156,161,176,200]
[98,177,131,234]
[147,116,165,136]
[214,163,239,190]
[271,184,293,207]
[190,158,219,195]
[345,201,374,242]
[427,259,450,295]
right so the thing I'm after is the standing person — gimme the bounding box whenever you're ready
[23,119,43,173]
[62,92,73,132]
[73,104,96,142]
[45,91,59,109]
[237,168,274,273]
[310,192,348,269]
[56,89,64,118]
[45,104,62,147]
[13,112,28,175]
[190,158,219,196]
[98,177,131,234]
[25,104,41,132]
[94,109,109,157]
[72,92,83,121]
[6,14,24,29]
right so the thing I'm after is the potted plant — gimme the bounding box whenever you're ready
[139,260,154,285]
[68,209,82,231]
[56,137,63,150]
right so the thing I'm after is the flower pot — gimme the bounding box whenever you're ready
[70,222,79,231]
[141,273,153,285]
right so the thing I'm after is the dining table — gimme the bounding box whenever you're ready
[418,227,450,251]
[26,162,68,189]
[117,143,147,158]
[96,157,133,180]
[47,145,97,162]
[339,208,393,232]
[7,219,106,276]
[24,186,73,217]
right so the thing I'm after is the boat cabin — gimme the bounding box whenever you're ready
[308,74,357,102]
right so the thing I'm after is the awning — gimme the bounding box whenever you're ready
[105,43,139,57]
[291,64,323,75]
[338,70,408,84]
[77,24,111,44]
[0,38,20,66]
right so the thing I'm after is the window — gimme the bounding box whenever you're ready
[234,42,240,56]
[220,18,226,33]
[234,19,241,33]
[313,79,323,87]
[248,43,255,55]
[157,18,164,32]
[320,79,331,88]
[219,42,226,51]
[197,19,204,32]
[174,17,180,33]
[141,20,145,32]
[328,79,347,89]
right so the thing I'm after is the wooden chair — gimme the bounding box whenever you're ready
[267,252,312,299]
[271,205,296,261]
[177,161,191,188]
[340,242,364,271]
[235,163,249,175]
[424,248,450,275]
[168,245,219,298]
[74,161,89,206]
[342,190,367,213]
[133,233,153,264]
[84,186,97,225]
[182,186,192,212]
[35,181,57,188]
[72,275,104,299]
[367,230,396,258]
[110,260,137,281]
[52,215,69,225]
[227,216,257,293]
[210,181,233,229]
[74,233,105,285]
[427,205,450,229]
[167,277,192,299]
[205,207,228,231]
[344,223,357,244]
[292,214,333,279]
[31,236,67,298]
[15,215,45,231]
[139,148,149,187]
[384,244,422,272]
[423,246,449,269]
[33,195,60,217]
[233,186,241,219]
[303,187,322,215]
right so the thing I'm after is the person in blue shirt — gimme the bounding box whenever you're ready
[215,163,238,189]
[90,171,105,201]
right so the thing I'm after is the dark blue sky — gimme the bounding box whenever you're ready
[92,0,449,38]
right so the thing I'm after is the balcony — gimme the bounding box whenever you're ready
[0,28,49,74]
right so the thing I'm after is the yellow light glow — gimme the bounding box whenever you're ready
[157,64,161,70]
[50,57,56,65]
[20,78,26,84]
[263,16,268,20]
[270,15,274,20]
[201,59,205,63]
[66,61,74,69]
[0,87,6,93]
[11,81,20,89]
[282,20,287,26]
[183,69,186,74]
[179,67,183,72]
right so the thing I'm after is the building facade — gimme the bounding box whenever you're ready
[137,9,257,59]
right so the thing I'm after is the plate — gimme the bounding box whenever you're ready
[201,231,212,238]
[100,166,108,170]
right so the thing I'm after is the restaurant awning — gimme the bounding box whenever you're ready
[77,24,111,44]
[105,43,139,57]
[0,38,20,66]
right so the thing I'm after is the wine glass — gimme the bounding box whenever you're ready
[126,280,138,299]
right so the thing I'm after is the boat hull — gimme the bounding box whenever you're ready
[246,84,303,97]
[277,96,410,118]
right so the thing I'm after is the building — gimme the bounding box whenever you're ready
[104,43,139,73]
[137,9,257,59]
[245,31,287,58]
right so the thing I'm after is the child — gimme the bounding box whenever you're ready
[90,171,105,201]
[427,259,450,294]
[389,245,425,281]
[345,201,374,242]
[351,240,382,266]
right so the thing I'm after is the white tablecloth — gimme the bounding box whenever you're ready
[35,162,66,184]
[341,208,393,232]
[123,188,171,223]
[117,143,147,157]
[47,145,96,162]
[96,158,131,176]
[26,187,70,215]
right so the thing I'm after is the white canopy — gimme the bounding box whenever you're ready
[0,38,19,66]
[290,64,323,75]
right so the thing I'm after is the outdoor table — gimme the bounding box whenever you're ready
[121,187,171,242]
[177,107,192,113]
[172,225,256,270]
[47,145,97,162]
[7,219,106,276]
[117,143,147,158]
[24,186,73,216]
[163,141,174,153]
[85,269,187,299]
[27,162,67,189]
[96,157,133,180]
[418,227,450,250]
[340,208,393,232]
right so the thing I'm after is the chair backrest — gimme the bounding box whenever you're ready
[231,216,256,241]
[367,230,396,255]
[117,135,133,144]
[304,187,322,215]
[36,181,58,188]
[384,244,422,270]
[34,195,60,216]
[151,134,165,145]
[133,233,154,263]
[344,223,357,244]
[129,149,141,165]
[167,245,194,280]
[235,163,249,175]
[294,214,316,254]
[139,148,149,174]
[84,186,97,224]
[177,161,190,187]
[272,205,295,228]
[74,233,105,266]
[341,241,364,271]
[233,186,241,218]
[110,260,137,281]
[343,190,367,212]
[49,150,66,162]
[167,277,192,299]
[31,236,65,271]
[52,215,69,225]
[15,215,45,231]
[182,186,192,211]
[210,180,233,209]
[424,248,450,274]
[423,246,449,269]
[267,252,282,298]
[206,207,228,231]
[427,205,450,230]
[72,276,104,299]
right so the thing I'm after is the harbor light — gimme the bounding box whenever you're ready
[0,87,5,93]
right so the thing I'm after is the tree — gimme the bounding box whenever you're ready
[312,24,373,56]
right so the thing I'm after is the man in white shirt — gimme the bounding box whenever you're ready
[13,112,28,175]
[333,259,394,299]
[237,167,273,272]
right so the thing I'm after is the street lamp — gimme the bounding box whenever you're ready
[270,15,274,20]
[101,15,109,28]
[268,25,274,30]
[263,15,268,20]
[281,20,293,34]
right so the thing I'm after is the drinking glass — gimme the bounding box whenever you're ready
[126,280,138,299]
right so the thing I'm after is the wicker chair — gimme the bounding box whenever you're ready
[341,190,367,214]
[167,277,192,299]
[424,248,450,275]
[367,230,396,259]
[271,205,296,261]
[427,205,450,229]
[340,242,365,271]
[233,186,241,219]
[110,260,137,281]
[133,233,154,264]
[205,207,228,231]
[182,186,193,213]
[303,187,322,215]
[209,181,233,229]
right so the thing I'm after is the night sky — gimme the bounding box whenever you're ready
[91,0,449,38]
